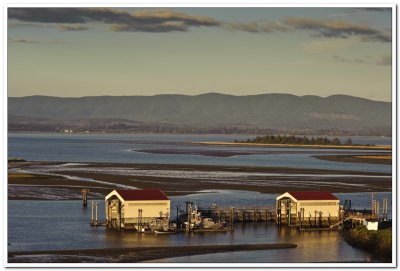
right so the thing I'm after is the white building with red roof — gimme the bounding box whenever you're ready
[105,189,170,230]
[276,191,340,227]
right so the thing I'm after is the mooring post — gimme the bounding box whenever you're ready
[231,206,235,230]
[176,204,180,227]
[81,188,89,207]
[314,211,318,228]
[371,192,375,216]
[376,201,380,219]
[95,201,98,224]
[91,201,94,224]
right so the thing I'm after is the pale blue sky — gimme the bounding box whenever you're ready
[8,7,392,101]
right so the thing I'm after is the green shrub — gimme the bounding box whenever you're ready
[345,226,391,256]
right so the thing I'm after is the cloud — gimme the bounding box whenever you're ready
[8,8,219,33]
[8,22,90,31]
[283,17,390,42]
[8,36,64,44]
[333,55,392,66]
[376,55,392,66]
[332,55,367,64]
[58,24,90,31]
[353,8,391,13]
[223,21,290,33]
[330,7,391,17]
[7,8,391,42]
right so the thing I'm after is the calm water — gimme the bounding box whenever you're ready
[8,133,392,173]
[7,134,393,263]
[8,190,391,262]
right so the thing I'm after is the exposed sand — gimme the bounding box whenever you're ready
[8,243,297,263]
[8,161,392,200]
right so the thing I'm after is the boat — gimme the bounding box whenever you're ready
[154,229,177,234]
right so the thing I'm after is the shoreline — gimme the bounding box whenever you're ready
[8,243,297,263]
[195,141,392,151]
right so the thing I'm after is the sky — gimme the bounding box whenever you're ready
[7,7,393,101]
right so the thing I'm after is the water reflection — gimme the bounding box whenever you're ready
[8,190,392,263]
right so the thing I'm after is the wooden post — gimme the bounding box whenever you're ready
[376,201,380,218]
[319,211,322,228]
[95,201,98,224]
[385,198,388,220]
[186,201,192,232]
[118,201,121,230]
[314,211,317,227]
[138,208,143,234]
[230,206,234,230]
[81,188,89,207]
[91,201,94,224]
[371,192,375,216]
[328,213,331,227]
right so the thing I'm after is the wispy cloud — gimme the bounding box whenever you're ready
[283,16,390,42]
[8,8,391,42]
[376,55,392,66]
[223,21,290,33]
[58,24,90,31]
[330,7,391,17]
[332,54,392,66]
[353,7,391,13]
[332,55,367,64]
[8,36,64,44]
[9,22,90,31]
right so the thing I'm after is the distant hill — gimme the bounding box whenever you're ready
[8,93,391,134]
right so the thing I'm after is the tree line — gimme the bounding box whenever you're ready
[235,135,353,146]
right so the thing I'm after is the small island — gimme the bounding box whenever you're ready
[235,135,354,146]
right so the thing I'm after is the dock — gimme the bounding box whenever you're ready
[197,205,276,223]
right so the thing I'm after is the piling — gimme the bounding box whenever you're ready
[95,201,98,224]
[91,201,94,224]
[81,188,89,207]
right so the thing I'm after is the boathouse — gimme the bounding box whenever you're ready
[105,189,170,230]
[276,191,340,227]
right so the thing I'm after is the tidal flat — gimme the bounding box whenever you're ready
[8,161,391,200]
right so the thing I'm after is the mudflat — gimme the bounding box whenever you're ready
[8,161,392,200]
[313,155,392,165]
[8,243,297,263]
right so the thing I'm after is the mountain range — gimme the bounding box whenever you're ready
[8,93,391,134]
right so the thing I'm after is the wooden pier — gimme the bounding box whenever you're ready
[197,205,276,223]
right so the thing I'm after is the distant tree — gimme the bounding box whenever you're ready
[331,138,341,145]
[345,138,353,145]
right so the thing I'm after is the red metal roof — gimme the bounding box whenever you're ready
[288,191,338,201]
[115,189,169,201]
